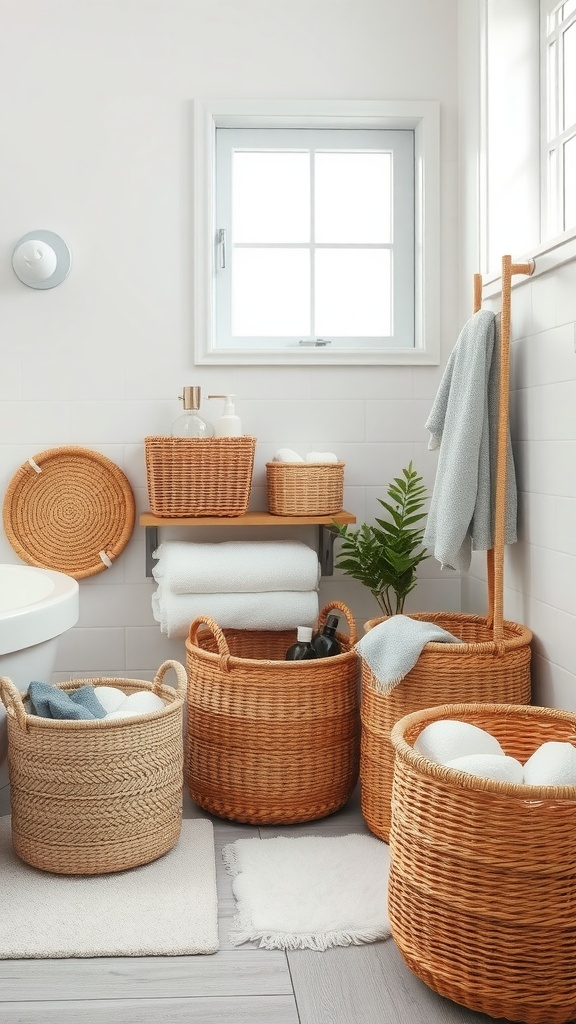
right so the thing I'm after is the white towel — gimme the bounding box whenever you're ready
[523,741,576,786]
[424,309,518,572]
[273,448,305,462]
[414,720,504,763]
[152,540,320,594]
[305,452,339,463]
[152,588,319,638]
[444,753,524,784]
[355,615,462,693]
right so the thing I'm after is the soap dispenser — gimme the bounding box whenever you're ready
[207,394,242,437]
[171,386,214,438]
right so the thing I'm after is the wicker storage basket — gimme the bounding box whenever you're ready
[145,435,256,517]
[266,461,344,516]
[184,601,359,824]
[0,660,186,875]
[389,702,576,1024]
[360,258,534,842]
[360,611,531,842]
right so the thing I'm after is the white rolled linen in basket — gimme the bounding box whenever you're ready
[152,540,321,594]
[152,588,319,638]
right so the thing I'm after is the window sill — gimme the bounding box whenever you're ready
[482,226,576,298]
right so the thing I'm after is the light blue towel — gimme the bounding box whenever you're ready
[423,309,517,572]
[28,682,107,720]
[355,615,462,693]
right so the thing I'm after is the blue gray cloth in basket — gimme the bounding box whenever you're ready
[355,615,462,694]
[28,682,107,720]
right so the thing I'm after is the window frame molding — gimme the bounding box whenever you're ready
[192,98,441,366]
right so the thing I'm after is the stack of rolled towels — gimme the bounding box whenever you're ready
[414,719,576,786]
[151,539,321,637]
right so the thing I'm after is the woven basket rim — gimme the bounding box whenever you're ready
[146,435,257,443]
[390,701,576,799]
[364,612,533,651]
[3,446,135,579]
[0,662,186,732]
[266,460,345,468]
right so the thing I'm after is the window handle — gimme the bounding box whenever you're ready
[218,228,226,269]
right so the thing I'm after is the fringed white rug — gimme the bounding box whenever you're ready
[0,817,219,958]
[222,832,390,951]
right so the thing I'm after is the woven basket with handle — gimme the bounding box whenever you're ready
[185,601,360,824]
[389,702,576,1024]
[359,258,532,843]
[0,660,186,875]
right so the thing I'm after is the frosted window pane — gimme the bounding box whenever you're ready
[564,136,576,228]
[563,1,576,19]
[315,249,391,336]
[315,153,392,243]
[563,22,576,128]
[232,248,310,335]
[233,152,310,243]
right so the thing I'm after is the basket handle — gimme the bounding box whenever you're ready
[188,615,233,672]
[0,676,29,732]
[318,601,357,645]
[152,660,188,699]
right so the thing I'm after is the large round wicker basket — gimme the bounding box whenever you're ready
[360,610,532,842]
[389,702,576,1024]
[185,601,360,824]
[0,661,186,875]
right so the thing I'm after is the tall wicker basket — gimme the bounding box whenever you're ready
[184,601,360,824]
[0,661,186,875]
[359,257,533,842]
[389,702,576,1024]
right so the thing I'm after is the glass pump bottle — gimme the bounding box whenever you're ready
[171,386,214,438]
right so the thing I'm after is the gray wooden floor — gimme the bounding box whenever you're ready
[0,783,505,1024]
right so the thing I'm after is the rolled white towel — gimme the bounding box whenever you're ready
[305,451,339,463]
[414,719,504,764]
[152,540,320,594]
[523,741,576,786]
[152,588,319,638]
[93,685,128,714]
[105,691,166,720]
[444,753,524,784]
[272,448,305,462]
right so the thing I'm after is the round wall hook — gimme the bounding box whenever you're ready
[12,230,71,289]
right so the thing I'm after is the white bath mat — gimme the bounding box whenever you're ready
[0,817,219,958]
[222,832,390,951]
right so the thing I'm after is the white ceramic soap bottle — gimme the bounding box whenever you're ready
[208,394,242,437]
[171,386,214,437]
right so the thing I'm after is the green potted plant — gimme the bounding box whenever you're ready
[333,461,429,616]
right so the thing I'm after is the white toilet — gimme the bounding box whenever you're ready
[0,563,79,783]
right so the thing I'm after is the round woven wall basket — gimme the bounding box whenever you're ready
[3,446,135,579]
[360,611,532,843]
[389,702,576,1024]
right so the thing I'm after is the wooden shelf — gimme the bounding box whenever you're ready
[139,509,357,577]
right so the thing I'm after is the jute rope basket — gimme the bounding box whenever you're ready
[266,461,344,516]
[0,660,186,875]
[360,257,533,842]
[389,702,576,1024]
[185,601,359,824]
[145,436,256,517]
[3,446,135,579]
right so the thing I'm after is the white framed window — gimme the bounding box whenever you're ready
[541,0,576,237]
[193,100,440,366]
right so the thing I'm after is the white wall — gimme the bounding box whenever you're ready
[459,1,576,712]
[0,0,461,680]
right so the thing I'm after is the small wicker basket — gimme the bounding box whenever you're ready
[184,601,359,824]
[0,661,186,875]
[389,702,576,1024]
[360,611,532,842]
[145,436,256,517]
[266,461,344,516]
